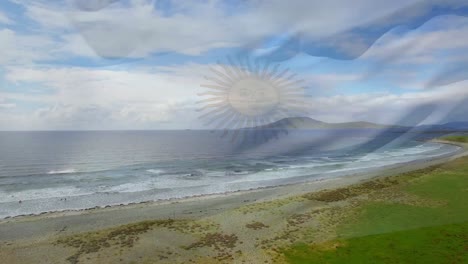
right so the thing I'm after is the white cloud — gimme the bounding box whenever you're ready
[0,97,16,109]
[0,103,16,109]
[1,0,468,130]
[0,10,12,24]
[14,0,425,59]
[1,63,211,129]
[306,73,361,91]
[24,3,71,29]
[362,16,468,64]
[0,29,58,65]
[308,81,468,125]
[4,64,207,104]
[5,0,467,63]
[7,0,467,62]
[3,61,468,129]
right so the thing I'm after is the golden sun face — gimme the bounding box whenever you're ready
[198,58,308,141]
[228,77,279,116]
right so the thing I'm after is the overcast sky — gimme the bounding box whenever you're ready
[1,0,468,130]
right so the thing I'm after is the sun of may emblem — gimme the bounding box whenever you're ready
[198,57,309,140]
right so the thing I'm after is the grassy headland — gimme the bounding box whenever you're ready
[283,136,468,264]
[441,135,468,143]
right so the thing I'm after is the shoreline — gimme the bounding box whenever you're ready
[0,140,463,222]
[0,140,460,221]
[0,140,467,243]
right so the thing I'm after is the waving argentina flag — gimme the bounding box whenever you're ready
[0,1,467,264]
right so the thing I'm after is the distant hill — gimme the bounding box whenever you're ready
[243,117,468,131]
[246,117,399,130]
[415,121,468,132]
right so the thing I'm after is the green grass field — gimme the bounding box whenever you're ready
[441,135,468,143]
[284,222,467,264]
[283,137,468,264]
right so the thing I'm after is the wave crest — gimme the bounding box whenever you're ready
[47,169,77,175]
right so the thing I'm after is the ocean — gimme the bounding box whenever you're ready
[0,129,460,218]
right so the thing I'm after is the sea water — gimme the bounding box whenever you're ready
[0,129,460,218]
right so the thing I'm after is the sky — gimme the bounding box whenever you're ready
[0,0,468,130]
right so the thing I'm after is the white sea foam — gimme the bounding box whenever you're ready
[0,186,89,203]
[287,162,345,169]
[146,169,165,174]
[47,169,77,175]
[106,181,158,193]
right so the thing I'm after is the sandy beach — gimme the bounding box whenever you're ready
[1,140,467,264]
